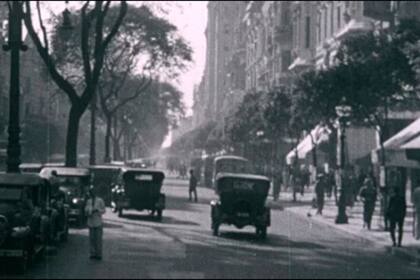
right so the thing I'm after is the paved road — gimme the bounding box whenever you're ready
[2,177,420,279]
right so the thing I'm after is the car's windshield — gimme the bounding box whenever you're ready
[56,177,85,196]
[215,159,253,174]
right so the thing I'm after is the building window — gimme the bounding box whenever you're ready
[305,16,311,49]
[337,6,341,29]
[281,50,292,72]
[324,9,328,40]
[330,4,334,36]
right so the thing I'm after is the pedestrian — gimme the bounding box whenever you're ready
[359,178,377,230]
[189,169,198,203]
[85,187,106,260]
[315,174,326,215]
[387,187,407,247]
[413,186,420,240]
[272,168,282,201]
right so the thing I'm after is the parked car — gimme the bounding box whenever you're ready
[0,174,56,273]
[111,169,165,220]
[89,165,121,206]
[40,167,91,227]
[210,173,271,239]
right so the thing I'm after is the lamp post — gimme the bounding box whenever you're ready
[335,98,352,224]
[3,2,27,173]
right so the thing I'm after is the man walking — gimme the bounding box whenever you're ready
[359,178,377,230]
[315,174,326,215]
[413,186,420,240]
[189,169,198,203]
[85,188,106,260]
[387,187,407,247]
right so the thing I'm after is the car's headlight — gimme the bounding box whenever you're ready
[72,198,79,204]
[11,226,30,238]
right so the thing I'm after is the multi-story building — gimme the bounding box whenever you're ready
[193,1,249,131]
[245,1,293,92]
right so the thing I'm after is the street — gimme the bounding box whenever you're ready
[1,177,419,279]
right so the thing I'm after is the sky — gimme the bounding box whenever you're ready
[43,1,208,148]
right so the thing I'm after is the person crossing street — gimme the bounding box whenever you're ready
[189,169,198,203]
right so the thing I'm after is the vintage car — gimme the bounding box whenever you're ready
[111,169,165,220]
[40,167,91,227]
[89,165,121,206]
[210,173,271,239]
[205,155,254,190]
[0,174,59,272]
[19,163,44,174]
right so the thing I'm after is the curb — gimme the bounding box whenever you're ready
[285,207,420,266]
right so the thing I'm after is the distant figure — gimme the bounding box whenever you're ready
[315,174,326,215]
[272,170,282,202]
[387,187,407,247]
[413,186,420,240]
[85,188,106,260]
[359,178,377,230]
[189,169,198,203]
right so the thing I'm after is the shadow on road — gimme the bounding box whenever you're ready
[218,231,326,250]
[119,213,200,227]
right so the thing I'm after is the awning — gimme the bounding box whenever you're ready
[286,125,331,165]
[288,57,312,71]
[383,118,420,149]
[335,19,374,40]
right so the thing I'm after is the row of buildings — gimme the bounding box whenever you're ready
[189,1,420,193]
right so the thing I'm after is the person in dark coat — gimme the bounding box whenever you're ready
[387,187,407,247]
[359,178,377,230]
[315,174,326,215]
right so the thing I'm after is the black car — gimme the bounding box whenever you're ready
[0,174,57,273]
[111,169,165,220]
[210,173,271,239]
[40,167,91,227]
[89,165,121,207]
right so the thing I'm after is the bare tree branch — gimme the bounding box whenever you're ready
[81,1,92,84]
[111,77,152,114]
[23,1,79,104]
[36,1,49,50]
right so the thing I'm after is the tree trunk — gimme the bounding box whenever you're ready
[113,138,120,161]
[65,106,83,167]
[104,115,112,163]
[89,92,97,166]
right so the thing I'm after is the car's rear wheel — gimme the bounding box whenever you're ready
[212,222,219,236]
[156,209,163,221]
[256,227,267,240]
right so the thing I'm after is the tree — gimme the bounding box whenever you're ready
[96,5,191,162]
[333,19,420,167]
[23,1,128,166]
[111,80,185,160]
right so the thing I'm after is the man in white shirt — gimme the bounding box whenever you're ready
[85,187,106,260]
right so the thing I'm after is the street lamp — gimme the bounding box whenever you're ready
[3,2,27,173]
[335,97,352,224]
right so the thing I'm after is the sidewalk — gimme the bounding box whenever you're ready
[271,187,420,266]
